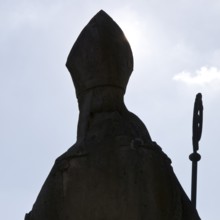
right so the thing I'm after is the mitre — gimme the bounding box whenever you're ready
[66,10,133,98]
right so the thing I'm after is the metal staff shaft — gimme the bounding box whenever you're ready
[189,93,203,209]
[189,150,201,207]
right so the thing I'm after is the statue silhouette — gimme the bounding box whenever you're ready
[25,10,200,220]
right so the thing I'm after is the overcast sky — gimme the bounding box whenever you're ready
[1,0,220,219]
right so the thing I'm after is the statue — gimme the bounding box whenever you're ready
[25,10,200,220]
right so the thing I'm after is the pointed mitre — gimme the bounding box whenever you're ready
[66,10,133,98]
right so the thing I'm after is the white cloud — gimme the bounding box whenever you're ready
[173,66,220,86]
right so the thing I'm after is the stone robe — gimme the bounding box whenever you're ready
[25,111,200,220]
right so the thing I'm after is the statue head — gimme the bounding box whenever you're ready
[66,10,133,99]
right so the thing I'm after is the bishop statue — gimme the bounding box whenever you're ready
[25,10,200,220]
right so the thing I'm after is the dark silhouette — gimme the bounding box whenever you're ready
[189,93,203,208]
[25,10,200,220]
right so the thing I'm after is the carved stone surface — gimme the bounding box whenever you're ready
[25,10,200,220]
